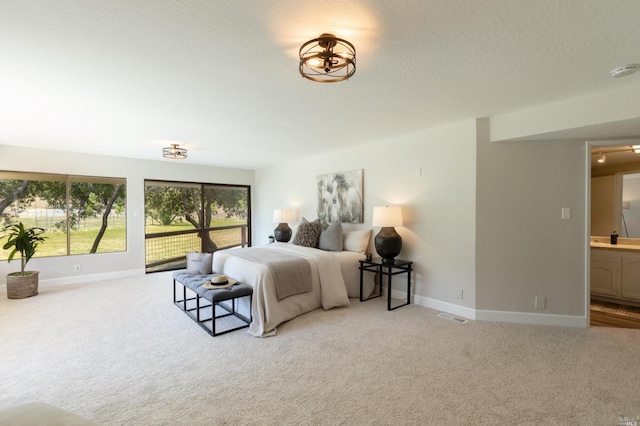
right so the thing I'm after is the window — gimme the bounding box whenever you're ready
[144,180,250,272]
[0,171,127,259]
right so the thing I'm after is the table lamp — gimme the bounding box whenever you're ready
[372,205,403,264]
[273,208,296,242]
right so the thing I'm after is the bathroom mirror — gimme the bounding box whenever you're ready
[621,172,640,238]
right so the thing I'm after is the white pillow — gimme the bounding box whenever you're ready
[185,252,213,274]
[343,229,371,253]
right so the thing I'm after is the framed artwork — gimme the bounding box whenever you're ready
[316,169,363,223]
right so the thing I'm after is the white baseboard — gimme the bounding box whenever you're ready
[411,293,477,320]
[476,309,588,328]
[37,269,145,288]
[394,289,587,328]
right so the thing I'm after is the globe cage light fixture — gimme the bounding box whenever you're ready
[163,143,187,160]
[299,33,356,83]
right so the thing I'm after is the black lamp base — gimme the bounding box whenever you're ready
[274,223,292,242]
[374,227,402,264]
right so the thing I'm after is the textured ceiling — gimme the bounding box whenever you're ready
[2,0,640,169]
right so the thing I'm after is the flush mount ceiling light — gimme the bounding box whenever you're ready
[597,152,606,163]
[299,33,356,83]
[163,143,187,160]
[611,64,639,78]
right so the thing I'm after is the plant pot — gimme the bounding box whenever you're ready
[6,271,39,299]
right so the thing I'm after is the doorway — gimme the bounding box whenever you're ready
[589,142,640,329]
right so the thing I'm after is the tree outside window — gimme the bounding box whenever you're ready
[0,172,127,259]
[144,180,250,272]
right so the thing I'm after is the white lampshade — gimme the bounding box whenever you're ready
[372,206,403,227]
[273,208,297,223]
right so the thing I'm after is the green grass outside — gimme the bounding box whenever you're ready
[1,215,247,265]
[1,216,127,260]
[145,218,245,234]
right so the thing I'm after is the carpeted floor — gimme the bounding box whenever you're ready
[2,273,640,425]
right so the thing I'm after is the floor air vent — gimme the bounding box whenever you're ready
[437,313,468,324]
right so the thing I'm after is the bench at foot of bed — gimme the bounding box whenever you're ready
[172,272,253,336]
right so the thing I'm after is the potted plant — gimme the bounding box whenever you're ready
[1,222,47,299]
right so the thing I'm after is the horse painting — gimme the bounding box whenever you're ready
[316,170,363,223]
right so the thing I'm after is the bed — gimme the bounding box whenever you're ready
[212,231,375,337]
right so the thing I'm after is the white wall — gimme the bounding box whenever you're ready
[255,121,478,315]
[476,119,588,325]
[490,83,640,142]
[0,145,254,285]
[621,173,640,237]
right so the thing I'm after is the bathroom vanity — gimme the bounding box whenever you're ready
[591,237,640,306]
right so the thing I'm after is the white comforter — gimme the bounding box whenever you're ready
[213,243,350,337]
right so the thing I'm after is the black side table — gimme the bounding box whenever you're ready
[359,258,413,310]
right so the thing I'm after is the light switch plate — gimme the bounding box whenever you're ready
[561,207,571,219]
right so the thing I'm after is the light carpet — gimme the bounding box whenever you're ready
[1,272,640,425]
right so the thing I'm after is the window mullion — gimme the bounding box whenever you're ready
[66,175,71,255]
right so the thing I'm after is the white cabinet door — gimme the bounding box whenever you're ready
[622,254,640,300]
[591,250,621,297]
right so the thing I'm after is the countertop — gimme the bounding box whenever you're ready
[590,242,640,251]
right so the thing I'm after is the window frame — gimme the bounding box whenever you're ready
[0,170,127,259]
[144,179,251,273]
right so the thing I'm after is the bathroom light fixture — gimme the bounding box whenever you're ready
[632,145,640,153]
[597,152,606,163]
[299,33,356,83]
[163,143,187,160]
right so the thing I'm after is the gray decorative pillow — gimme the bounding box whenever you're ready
[290,217,320,243]
[319,222,343,251]
[292,221,322,247]
[186,252,213,274]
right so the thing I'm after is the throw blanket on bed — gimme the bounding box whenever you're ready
[224,247,312,300]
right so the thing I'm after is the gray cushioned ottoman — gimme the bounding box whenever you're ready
[172,272,253,336]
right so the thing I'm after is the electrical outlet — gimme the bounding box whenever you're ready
[456,289,463,299]
[535,296,546,309]
[74,265,81,272]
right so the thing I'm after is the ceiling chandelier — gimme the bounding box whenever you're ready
[163,143,187,160]
[299,33,356,83]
